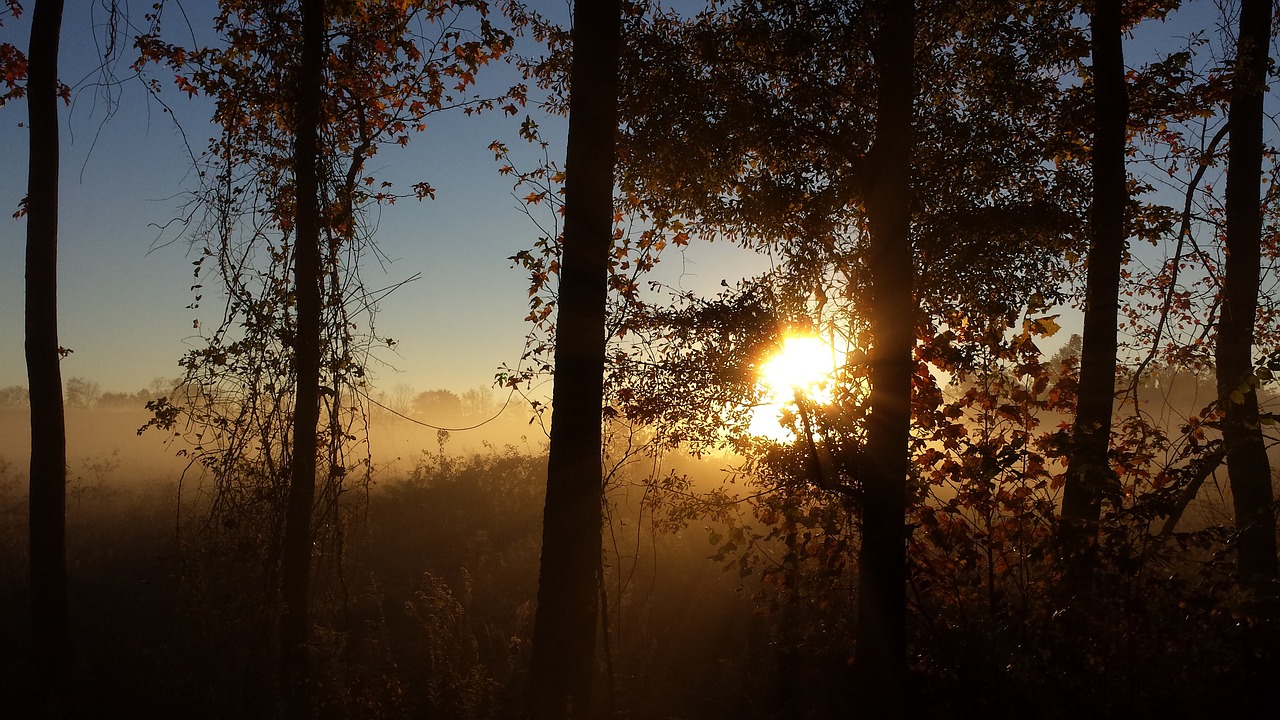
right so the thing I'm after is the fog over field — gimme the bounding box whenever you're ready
[0,383,554,483]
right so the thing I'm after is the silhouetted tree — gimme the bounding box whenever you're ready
[0,385,30,406]
[1059,0,1128,599]
[24,0,69,715]
[854,1,914,712]
[136,4,516,706]
[528,0,621,717]
[414,389,464,423]
[612,3,1088,713]
[63,377,99,409]
[1050,332,1084,369]
[278,0,324,714]
[1216,0,1278,680]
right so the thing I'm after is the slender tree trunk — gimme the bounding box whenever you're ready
[1059,0,1127,599]
[280,0,325,715]
[25,1,69,716]
[1217,0,1278,686]
[855,1,914,715]
[528,1,620,717]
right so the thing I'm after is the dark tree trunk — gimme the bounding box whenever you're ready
[528,1,621,718]
[25,1,69,716]
[1217,0,1278,673]
[1059,0,1127,599]
[279,0,325,715]
[855,1,914,715]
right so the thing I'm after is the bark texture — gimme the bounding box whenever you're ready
[528,1,621,717]
[279,0,325,715]
[25,1,69,716]
[1059,0,1127,597]
[855,0,914,714]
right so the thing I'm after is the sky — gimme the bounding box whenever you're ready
[0,0,767,399]
[0,0,1239,402]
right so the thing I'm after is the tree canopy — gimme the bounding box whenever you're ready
[6,1,1280,717]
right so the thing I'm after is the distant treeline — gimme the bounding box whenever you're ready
[0,378,508,419]
[0,378,174,410]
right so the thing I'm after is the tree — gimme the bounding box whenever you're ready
[24,0,68,715]
[612,2,1085,712]
[63,376,100,409]
[0,385,30,406]
[527,0,621,717]
[1058,0,1129,599]
[1050,332,1084,369]
[852,0,914,711]
[414,389,464,423]
[134,0,518,709]
[1216,0,1278,676]
[277,0,324,713]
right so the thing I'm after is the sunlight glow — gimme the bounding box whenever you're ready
[760,335,832,394]
[751,334,840,441]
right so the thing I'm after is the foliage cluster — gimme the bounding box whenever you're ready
[131,0,527,613]
[477,3,1280,711]
[0,1,27,107]
[499,0,1280,713]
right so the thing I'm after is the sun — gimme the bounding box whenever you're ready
[750,334,839,441]
[759,335,833,395]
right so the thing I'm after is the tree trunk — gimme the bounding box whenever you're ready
[279,0,325,715]
[1217,0,1278,685]
[528,1,621,717]
[855,1,914,715]
[25,1,69,716]
[1059,0,1127,599]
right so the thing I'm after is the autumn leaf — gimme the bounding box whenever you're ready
[412,181,436,200]
[1025,315,1061,338]
[174,74,199,97]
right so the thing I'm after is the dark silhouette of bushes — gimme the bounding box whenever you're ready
[0,441,1270,718]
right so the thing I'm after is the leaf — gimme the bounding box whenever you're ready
[1026,315,1061,338]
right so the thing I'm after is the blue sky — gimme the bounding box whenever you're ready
[0,0,765,398]
[0,0,1241,399]
[0,1,561,395]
